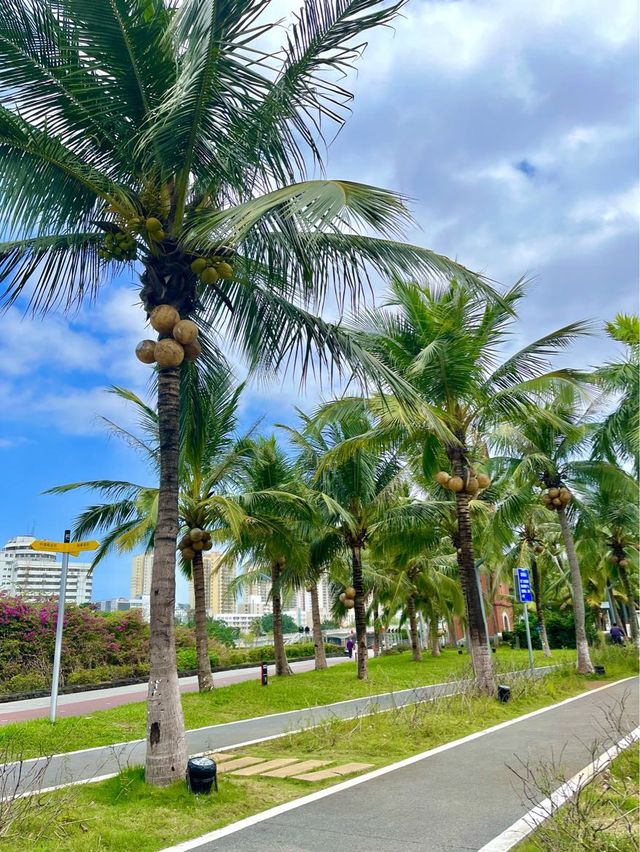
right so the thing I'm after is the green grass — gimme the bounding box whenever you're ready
[517,743,639,851]
[2,647,572,761]
[3,650,637,852]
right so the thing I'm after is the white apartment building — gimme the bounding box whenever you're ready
[0,536,92,604]
[188,551,236,616]
[130,552,154,598]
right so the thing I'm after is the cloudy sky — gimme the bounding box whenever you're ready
[1,0,637,602]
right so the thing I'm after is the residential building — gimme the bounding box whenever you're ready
[188,552,236,616]
[130,552,154,597]
[211,612,262,631]
[96,597,131,613]
[0,535,92,604]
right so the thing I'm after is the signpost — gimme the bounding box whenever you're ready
[514,567,535,675]
[30,534,99,722]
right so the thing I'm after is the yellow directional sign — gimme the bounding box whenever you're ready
[30,539,100,557]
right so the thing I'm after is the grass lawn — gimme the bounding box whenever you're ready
[1,649,637,851]
[2,646,570,761]
[517,741,639,851]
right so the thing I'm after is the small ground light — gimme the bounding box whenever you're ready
[186,757,217,794]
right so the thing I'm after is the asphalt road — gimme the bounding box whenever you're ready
[177,676,639,852]
[0,655,354,724]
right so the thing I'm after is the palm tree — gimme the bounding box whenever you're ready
[48,369,248,692]
[326,279,589,691]
[285,410,405,680]
[0,0,488,784]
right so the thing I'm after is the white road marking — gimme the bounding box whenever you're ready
[478,726,640,851]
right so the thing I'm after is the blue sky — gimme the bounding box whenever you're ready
[0,0,637,603]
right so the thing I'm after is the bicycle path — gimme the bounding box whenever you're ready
[168,676,639,852]
[2,665,555,799]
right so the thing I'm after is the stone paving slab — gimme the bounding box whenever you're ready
[292,769,342,781]
[216,757,265,773]
[230,759,300,777]
[292,762,373,782]
[262,760,331,778]
[325,762,374,775]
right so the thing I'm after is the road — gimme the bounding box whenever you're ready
[0,654,354,725]
[168,676,639,852]
[1,666,555,799]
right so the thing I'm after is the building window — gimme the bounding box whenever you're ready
[503,613,510,632]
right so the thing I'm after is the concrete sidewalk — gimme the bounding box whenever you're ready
[2,666,555,799]
[169,676,639,852]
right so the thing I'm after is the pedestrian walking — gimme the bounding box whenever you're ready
[610,624,625,645]
[346,634,354,659]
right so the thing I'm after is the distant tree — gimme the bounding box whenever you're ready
[261,612,298,635]
[206,619,239,648]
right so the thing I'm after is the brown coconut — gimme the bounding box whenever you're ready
[344,586,356,599]
[535,545,544,554]
[552,497,562,507]
[192,540,204,551]
[189,528,204,542]
[448,476,464,493]
[202,540,213,551]
[339,593,347,603]
[179,535,191,549]
[477,473,491,490]
[608,554,619,564]
[135,339,156,364]
[149,304,180,333]
[436,471,451,487]
[182,339,202,361]
[173,319,199,345]
[466,477,480,495]
[619,558,629,567]
[548,487,560,499]
[344,598,355,609]
[154,338,184,368]
[182,547,195,560]
[559,488,571,504]
[542,493,552,505]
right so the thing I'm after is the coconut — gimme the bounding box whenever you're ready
[216,261,234,280]
[559,488,571,503]
[435,471,451,486]
[192,540,204,551]
[191,258,208,274]
[552,497,562,507]
[179,534,191,549]
[466,477,480,495]
[189,528,204,542]
[200,266,219,285]
[149,228,165,242]
[477,473,491,490]
[548,487,560,499]
[535,545,544,554]
[344,598,355,609]
[339,593,347,603]
[145,216,163,233]
[619,558,629,567]
[608,554,619,564]
[182,339,202,361]
[173,319,199,345]
[150,304,180,333]
[202,540,213,551]
[448,476,464,493]
[182,547,195,560]
[135,339,156,364]
[154,338,184,368]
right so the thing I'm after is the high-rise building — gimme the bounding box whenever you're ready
[0,536,92,604]
[188,552,236,616]
[130,552,154,597]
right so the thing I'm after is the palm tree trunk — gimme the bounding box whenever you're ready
[310,583,327,670]
[406,595,422,661]
[271,561,290,676]
[530,556,551,657]
[557,507,594,674]
[191,550,213,691]
[372,603,381,657]
[351,544,368,680]
[618,563,639,649]
[448,446,495,694]
[607,582,625,635]
[429,617,441,657]
[146,366,187,786]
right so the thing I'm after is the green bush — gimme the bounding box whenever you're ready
[509,607,598,650]
[1,673,47,694]
[176,648,198,672]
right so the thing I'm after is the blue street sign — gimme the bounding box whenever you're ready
[516,568,534,602]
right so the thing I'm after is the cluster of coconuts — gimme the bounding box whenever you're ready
[190,255,234,285]
[339,586,356,610]
[435,469,491,495]
[541,487,572,511]
[529,541,545,554]
[179,528,213,561]
[135,305,202,369]
[608,553,630,567]
[99,230,137,261]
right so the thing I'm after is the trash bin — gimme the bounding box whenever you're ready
[497,684,511,703]
[186,757,217,794]
[594,665,605,675]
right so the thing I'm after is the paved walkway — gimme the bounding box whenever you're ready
[2,666,554,798]
[0,655,356,724]
[168,676,639,852]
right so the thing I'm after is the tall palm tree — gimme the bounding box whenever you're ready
[324,279,589,691]
[48,369,249,692]
[0,0,487,784]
